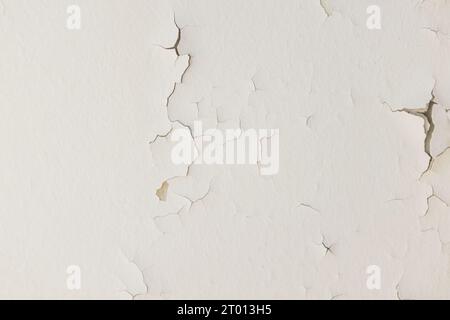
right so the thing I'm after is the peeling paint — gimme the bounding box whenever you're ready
[1,0,450,300]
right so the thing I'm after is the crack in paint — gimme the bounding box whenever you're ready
[384,91,440,178]
[319,0,333,17]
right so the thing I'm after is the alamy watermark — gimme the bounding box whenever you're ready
[67,5,81,30]
[366,5,381,30]
[366,265,381,290]
[66,265,81,290]
[171,121,279,176]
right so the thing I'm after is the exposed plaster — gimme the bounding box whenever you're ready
[156,181,170,202]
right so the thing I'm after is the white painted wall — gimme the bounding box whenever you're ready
[0,0,449,299]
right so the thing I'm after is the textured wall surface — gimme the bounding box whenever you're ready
[1,0,450,300]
